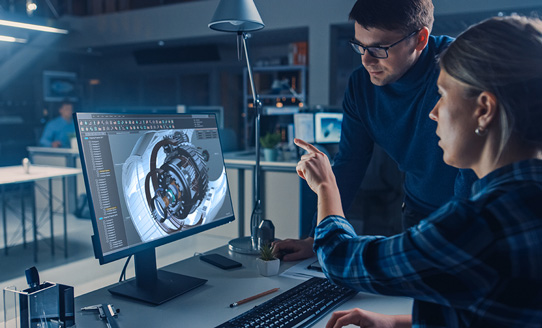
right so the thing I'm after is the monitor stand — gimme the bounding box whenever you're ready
[108,248,207,305]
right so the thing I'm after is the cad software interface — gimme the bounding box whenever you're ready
[76,113,234,257]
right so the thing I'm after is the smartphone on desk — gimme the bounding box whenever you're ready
[200,253,242,270]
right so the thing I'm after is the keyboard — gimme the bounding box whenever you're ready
[216,277,358,328]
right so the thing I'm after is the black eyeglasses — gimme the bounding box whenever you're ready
[349,30,420,59]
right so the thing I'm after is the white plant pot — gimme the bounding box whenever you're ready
[256,258,280,276]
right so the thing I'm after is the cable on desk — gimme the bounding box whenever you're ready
[119,255,132,282]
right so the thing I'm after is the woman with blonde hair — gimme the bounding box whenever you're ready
[295,16,542,327]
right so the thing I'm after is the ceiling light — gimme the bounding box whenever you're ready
[27,0,38,16]
[0,35,28,43]
[0,19,68,34]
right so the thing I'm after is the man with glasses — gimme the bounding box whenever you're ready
[273,0,476,261]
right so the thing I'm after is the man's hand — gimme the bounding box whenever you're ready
[325,309,411,328]
[272,237,314,262]
[51,141,62,148]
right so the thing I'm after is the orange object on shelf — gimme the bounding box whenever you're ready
[289,41,308,65]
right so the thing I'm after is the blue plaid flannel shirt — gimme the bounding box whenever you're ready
[314,159,542,327]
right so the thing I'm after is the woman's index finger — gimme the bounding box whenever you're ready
[294,138,322,154]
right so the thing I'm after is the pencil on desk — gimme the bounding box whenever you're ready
[229,287,280,308]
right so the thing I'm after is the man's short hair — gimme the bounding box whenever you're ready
[349,0,434,34]
[58,99,73,111]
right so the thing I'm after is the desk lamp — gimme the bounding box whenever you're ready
[209,0,265,254]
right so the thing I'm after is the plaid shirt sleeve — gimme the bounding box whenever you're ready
[314,160,542,327]
[313,199,499,306]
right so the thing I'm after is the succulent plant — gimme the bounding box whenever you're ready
[259,243,277,261]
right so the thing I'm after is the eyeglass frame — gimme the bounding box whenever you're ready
[349,29,421,59]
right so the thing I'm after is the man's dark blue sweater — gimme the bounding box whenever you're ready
[330,35,476,229]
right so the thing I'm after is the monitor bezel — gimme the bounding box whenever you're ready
[74,112,235,265]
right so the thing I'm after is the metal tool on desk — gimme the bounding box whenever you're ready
[81,304,120,328]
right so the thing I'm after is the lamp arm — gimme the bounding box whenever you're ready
[241,32,264,249]
[241,32,260,111]
[241,32,262,204]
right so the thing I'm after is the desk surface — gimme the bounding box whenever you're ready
[74,246,412,327]
[0,165,81,184]
[27,146,79,155]
[224,151,298,171]
[225,157,297,168]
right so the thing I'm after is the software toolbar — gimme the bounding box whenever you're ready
[78,119,175,132]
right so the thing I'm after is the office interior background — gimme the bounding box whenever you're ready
[1,0,541,317]
[1,0,541,165]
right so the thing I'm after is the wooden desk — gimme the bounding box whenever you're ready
[0,165,81,261]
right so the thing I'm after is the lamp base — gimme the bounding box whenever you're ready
[228,236,260,255]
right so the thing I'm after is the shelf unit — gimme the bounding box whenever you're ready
[243,65,307,149]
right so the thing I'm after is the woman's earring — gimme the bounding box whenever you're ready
[475,126,487,137]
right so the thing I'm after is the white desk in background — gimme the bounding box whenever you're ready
[0,165,81,262]
[27,146,83,213]
[26,146,80,167]
[74,245,412,327]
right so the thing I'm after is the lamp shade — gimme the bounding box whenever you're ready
[209,0,264,32]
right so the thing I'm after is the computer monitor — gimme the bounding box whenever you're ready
[293,113,315,144]
[314,112,343,144]
[74,112,235,304]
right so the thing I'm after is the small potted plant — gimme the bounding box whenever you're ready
[259,132,281,161]
[256,244,280,276]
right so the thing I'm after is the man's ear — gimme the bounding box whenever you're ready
[475,91,498,129]
[415,27,430,51]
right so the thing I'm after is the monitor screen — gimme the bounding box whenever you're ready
[293,113,315,144]
[177,105,224,129]
[314,112,343,144]
[75,112,235,304]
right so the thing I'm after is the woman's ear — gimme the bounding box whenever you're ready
[475,91,498,129]
[415,27,430,51]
